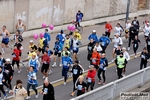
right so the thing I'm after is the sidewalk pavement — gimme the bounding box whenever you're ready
[115,81,150,100]
[1,16,148,61]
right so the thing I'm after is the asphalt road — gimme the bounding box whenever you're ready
[5,33,149,100]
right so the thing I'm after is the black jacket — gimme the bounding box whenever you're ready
[129,27,136,38]
[42,83,55,100]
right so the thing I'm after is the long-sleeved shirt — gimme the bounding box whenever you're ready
[44,33,51,42]
[12,49,20,61]
[62,56,73,68]
[99,58,108,70]
[41,54,50,64]
[88,34,98,42]
[99,36,111,47]
[105,23,113,33]
[86,70,96,82]
[42,83,55,100]
[123,51,130,61]
[140,52,149,61]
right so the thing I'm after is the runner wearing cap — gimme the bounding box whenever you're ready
[0,66,8,99]
[86,65,96,92]
[140,48,149,70]
[70,60,84,96]
[52,38,63,67]
[3,58,13,93]
[132,35,141,58]
[88,30,98,44]
[97,53,108,85]
[99,34,111,53]
[26,66,39,100]
[29,40,37,52]
[122,47,130,76]
[61,52,73,85]
[115,52,128,79]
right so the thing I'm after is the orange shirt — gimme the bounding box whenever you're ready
[91,52,100,65]
[105,23,113,32]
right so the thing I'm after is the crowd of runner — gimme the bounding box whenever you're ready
[0,10,150,100]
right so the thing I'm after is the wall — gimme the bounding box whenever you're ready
[0,0,148,32]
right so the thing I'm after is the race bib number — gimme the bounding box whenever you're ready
[134,44,137,48]
[125,30,129,32]
[92,59,96,64]
[148,41,150,45]
[44,88,48,94]
[88,78,92,83]
[88,47,92,51]
[73,47,77,51]
[141,55,145,59]
[73,69,78,75]
[78,85,82,90]
[63,61,68,66]
[102,42,105,46]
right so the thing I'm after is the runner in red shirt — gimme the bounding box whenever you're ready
[105,21,113,38]
[86,65,96,92]
[12,45,21,73]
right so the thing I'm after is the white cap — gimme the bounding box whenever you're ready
[89,65,94,68]
[30,40,34,43]
[92,30,96,33]
[6,58,10,62]
[122,47,126,50]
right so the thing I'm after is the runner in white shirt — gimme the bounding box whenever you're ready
[16,19,26,35]
[122,47,130,76]
[112,33,123,62]
[143,23,150,42]
[94,42,102,53]
[114,23,123,36]
[125,20,131,42]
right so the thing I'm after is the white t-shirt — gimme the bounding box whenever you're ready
[125,23,131,31]
[143,26,150,36]
[94,45,102,52]
[115,27,122,35]
[113,37,123,48]
[123,51,130,61]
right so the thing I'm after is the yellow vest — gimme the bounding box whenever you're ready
[38,38,44,48]
[117,56,125,68]
[64,39,70,49]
